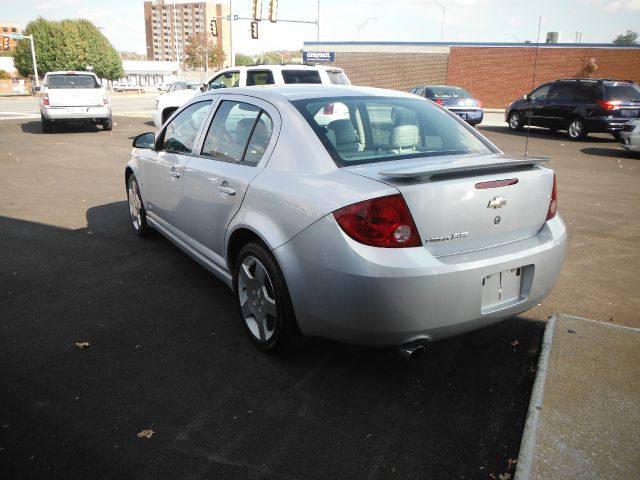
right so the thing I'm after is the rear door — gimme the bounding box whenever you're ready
[44,73,104,107]
[180,95,280,266]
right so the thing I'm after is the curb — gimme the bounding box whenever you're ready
[514,315,556,480]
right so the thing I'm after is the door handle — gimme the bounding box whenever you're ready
[218,183,236,196]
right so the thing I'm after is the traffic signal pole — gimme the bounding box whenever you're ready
[1,33,39,87]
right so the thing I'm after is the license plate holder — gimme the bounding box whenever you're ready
[621,109,637,118]
[481,267,523,311]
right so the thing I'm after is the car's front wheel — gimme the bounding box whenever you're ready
[567,118,587,140]
[508,111,524,131]
[235,242,304,353]
[127,174,151,236]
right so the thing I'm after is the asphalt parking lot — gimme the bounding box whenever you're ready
[0,113,638,479]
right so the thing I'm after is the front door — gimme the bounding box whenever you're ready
[141,100,212,233]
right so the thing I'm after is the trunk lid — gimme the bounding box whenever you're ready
[344,154,554,256]
[47,88,105,107]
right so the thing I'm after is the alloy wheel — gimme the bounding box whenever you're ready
[128,178,143,231]
[568,119,583,139]
[238,255,277,342]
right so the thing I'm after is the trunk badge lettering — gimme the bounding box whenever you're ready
[488,196,507,209]
[426,232,469,243]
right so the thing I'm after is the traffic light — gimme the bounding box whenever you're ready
[251,21,259,40]
[252,0,262,21]
[2,37,9,50]
[210,19,218,37]
[268,0,277,23]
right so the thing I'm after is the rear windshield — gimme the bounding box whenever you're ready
[46,74,100,89]
[293,96,496,167]
[429,86,472,99]
[281,70,322,84]
[326,70,350,85]
[604,84,640,102]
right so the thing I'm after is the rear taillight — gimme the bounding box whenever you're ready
[333,194,422,248]
[478,100,484,108]
[434,99,444,106]
[323,103,334,115]
[42,93,49,106]
[546,174,557,220]
[103,95,109,105]
[596,99,622,110]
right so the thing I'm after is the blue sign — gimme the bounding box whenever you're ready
[303,51,335,63]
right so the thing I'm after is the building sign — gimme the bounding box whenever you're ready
[303,51,335,63]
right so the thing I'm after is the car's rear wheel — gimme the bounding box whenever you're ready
[41,115,52,133]
[508,111,523,131]
[567,118,587,140]
[127,174,151,236]
[235,242,304,353]
[102,115,113,131]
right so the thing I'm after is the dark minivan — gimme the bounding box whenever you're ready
[505,78,640,140]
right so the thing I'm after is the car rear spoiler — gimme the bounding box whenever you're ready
[378,155,549,180]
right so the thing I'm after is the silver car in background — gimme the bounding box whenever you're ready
[126,85,567,354]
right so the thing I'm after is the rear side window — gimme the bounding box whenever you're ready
[604,84,640,102]
[573,85,600,102]
[326,70,350,85]
[201,101,273,165]
[548,84,574,101]
[46,74,99,89]
[282,70,322,84]
[246,70,275,86]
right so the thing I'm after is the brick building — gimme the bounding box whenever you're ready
[303,42,640,108]
[1,22,21,51]
[144,0,230,66]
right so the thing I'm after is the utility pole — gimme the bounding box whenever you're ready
[432,0,446,41]
[173,0,181,79]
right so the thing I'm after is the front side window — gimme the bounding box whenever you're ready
[282,70,322,84]
[294,96,496,166]
[209,71,240,89]
[548,84,574,101]
[530,84,551,102]
[201,101,273,165]
[162,100,212,154]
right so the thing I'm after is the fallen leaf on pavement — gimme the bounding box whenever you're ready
[510,340,519,347]
[75,342,90,349]
[137,429,154,439]
[498,474,511,480]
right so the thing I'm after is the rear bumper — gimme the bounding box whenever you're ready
[448,108,484,125]
[586,117,631,134]
[275,214,567,347]
[42,106,111,122]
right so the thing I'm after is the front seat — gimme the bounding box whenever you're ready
[326,119,359,153]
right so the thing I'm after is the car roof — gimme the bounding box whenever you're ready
[218,64,344,72]
[46,71,96,75]
[198,84,417,102]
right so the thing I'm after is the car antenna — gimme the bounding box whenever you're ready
[525,16,543,158]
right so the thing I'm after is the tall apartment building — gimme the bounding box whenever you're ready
[144,1,231,66]
[1,23,22,51]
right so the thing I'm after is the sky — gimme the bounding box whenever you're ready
[2,0,640,55]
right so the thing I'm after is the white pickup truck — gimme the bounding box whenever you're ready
[39,71,112,133]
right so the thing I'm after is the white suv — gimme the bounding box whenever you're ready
[152,64,350,128]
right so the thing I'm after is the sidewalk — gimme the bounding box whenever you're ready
[516,315,640,479]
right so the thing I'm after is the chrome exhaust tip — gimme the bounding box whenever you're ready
[398,343,427,361]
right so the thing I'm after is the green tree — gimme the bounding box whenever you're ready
[0,70,11,79]
[613,30,638,44]
[235,53,254,66]
[14,17,124,80]
[184,32,225,70]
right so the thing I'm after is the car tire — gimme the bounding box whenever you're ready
[126,174,151,237]
[508,111,524,131]
[235,242,305,353]
[162,108,177,125]
[102,115,113,131]
[567,117,587,140]
[41,115,52,133]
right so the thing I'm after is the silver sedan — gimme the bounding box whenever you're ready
[126,85,567,355]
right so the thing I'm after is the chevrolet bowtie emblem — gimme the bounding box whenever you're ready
[488,196,507,209]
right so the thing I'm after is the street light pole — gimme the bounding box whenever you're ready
[357,17,376,41]
[27,35,39,87]
[432,0,446,41]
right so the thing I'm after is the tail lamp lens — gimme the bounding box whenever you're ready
[42,93,49,106]
[546,174,557,220]
[333,194,422,248]
[103,95,109,105]
[596,100,622,110]
[434,99,444,106]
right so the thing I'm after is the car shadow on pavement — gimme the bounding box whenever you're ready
[20,120,103,135]
[581,147,640,159]
[0,202,544,480]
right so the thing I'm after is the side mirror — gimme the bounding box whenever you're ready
[133,132,156,149]
[200,83,206,92]
[523,94,531,101]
